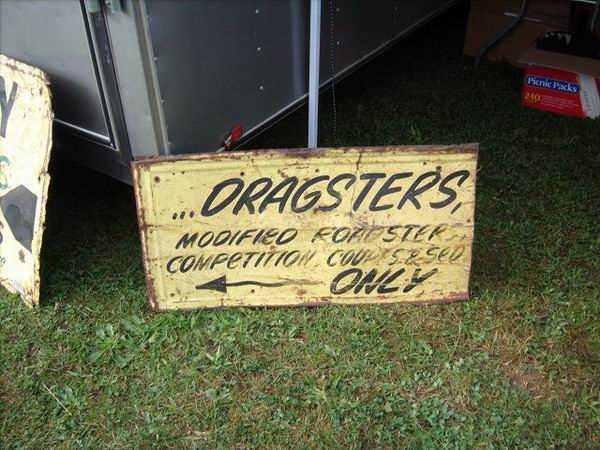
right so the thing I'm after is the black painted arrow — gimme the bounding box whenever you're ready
[196,275,287,294]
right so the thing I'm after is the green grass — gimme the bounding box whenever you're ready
[1,6,598,449]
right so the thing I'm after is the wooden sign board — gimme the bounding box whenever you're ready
[133,145,478,311]
[0,55,53,307]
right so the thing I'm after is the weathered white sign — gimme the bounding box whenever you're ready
[0,55,53,307]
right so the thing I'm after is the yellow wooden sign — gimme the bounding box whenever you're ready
[0,55,53,307]
[133,145,478,311]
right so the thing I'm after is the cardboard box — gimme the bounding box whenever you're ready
[520,48,600,118]
[464,0,570,64]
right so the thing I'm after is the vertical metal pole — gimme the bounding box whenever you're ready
[308,0,321,148]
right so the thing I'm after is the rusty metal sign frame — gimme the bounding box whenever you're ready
[133,145,478,311]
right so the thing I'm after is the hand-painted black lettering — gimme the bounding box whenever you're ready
[320,173,356,211]
[166,256,183,274]
[180,255,196,273]
[276,228,298,245]
[352,268,388,294]
[214,230,233,246]
[364,227,385,243]
[312,227,333,243]
[332,227,351,244]
[369,172,412,211]
[252,229,266,245]
[352,173,386,211]
[227,252,243,269]
[331,267,407,295]
[428,224,446,241]
[327,249,343,267]
[402,224,420,242]
[405,249,420,265]
[413,225,430,242]
[450,246,465,262]
[233,177,273,215]
[330,268,363,295]
[0,77,18,138]
[261,228,279,245]
[283,250,300,267]
[291,175,329,213]
[210,253,229,270]
[198,231,215,247]
[236,229,257,245]
[438,247,451,262]
[397,171,441,210]
[403,268,439,293]
[193,255,213,271]
[346,228,366,244]
[430,170,470,209]
[201,178,244,216]
[382,225,401,243]
[274,251,288,267]
[175,232,198,249]
[425,246,440,264]
[377,268,406,294]
[388,248,402,266]
[258,176,298,213]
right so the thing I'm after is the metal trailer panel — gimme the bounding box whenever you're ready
[143,0,456,155]
[331,0,454,72]
[144,0,310,154]
[0,0,110,142]
[102,1,167,158]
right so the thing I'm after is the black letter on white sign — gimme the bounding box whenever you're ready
[0,76,18,138]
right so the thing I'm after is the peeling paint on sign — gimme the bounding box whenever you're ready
[132,145,478,311]
[0,55,53,307]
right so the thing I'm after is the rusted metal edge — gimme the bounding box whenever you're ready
[465,146,479,309]
[130,162,159,311]
[132,144,479,167]
[152,292,469,312]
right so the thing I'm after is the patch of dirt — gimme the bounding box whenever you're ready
[564,325,596,362]
[492,332,565,401]
[503,359,555,400]
[0,375,15,408]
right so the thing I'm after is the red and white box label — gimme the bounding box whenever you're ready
[523,66,600,119]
